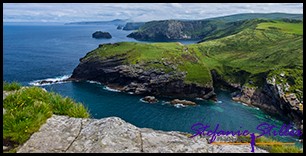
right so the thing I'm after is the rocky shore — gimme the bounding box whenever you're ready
[232,80,303,135]
[17,115,268,153]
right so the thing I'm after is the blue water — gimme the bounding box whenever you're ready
[3,23,301,145]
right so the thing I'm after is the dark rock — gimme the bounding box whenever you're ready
[117,25,123,30]
[92,31,112,39]
[40,80,53,84]
[69,55,214,99]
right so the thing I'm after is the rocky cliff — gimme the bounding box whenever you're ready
[231,78,303,133]
[68,49,215,99]
[211,66,303,132]
[17,115,268,153]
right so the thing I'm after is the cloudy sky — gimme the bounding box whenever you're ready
[3,3,303,23]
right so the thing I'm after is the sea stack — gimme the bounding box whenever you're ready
[92,31,112,39]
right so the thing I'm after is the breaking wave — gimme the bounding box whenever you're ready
[86,80,102,85]
[29,75,71,86]
[103,86,121,92]
[174,104,187,108]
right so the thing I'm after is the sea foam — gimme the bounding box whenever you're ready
[29,75,71,86]
[103,86,121,92]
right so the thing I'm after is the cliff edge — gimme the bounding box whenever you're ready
[17,115,268,153]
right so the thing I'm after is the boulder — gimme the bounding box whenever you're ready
[92,31,112,39]
[142,96,158,103]
[170,99,196,106]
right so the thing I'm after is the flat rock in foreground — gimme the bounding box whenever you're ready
[17,115,268,153]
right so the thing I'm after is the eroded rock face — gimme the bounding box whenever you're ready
[211,69,303,132]
[17,115,268,153]
[232,80,303,132]
[68,53,215,99]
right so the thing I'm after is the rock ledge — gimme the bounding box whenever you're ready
[17,115,268,153]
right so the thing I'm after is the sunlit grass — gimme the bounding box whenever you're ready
[3,81,22,91]
[3,83,90,146]
[237,135,303,153]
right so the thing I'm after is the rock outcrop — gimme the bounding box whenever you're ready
[68,51,215,99]
[232,79,303,133]
[92,31,112,39]
[211,69,303,133]
[170,99,196,106]
[142,96,158,103]
[17,115,268,153]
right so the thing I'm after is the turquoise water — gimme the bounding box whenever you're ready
[3,23,301,145]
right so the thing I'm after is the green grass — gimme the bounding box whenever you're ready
[3,81,22,91]
[178,62,212,86]
[194,22,302,92]
[3,84,90,146]
[237,135,303,153]
[257,21,303,35]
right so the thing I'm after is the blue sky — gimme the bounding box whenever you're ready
[3,3,303,23]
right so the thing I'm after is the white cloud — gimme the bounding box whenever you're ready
[169,3,183,8]
[3,3,303,23]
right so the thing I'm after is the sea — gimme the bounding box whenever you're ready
[3,22,302,146]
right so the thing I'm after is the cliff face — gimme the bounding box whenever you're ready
[69,54,215,99]
[127,20,214,41]
[211,67,303,132]
[17,115,268,153]
[233,81,303,131]
[214,71,303,133]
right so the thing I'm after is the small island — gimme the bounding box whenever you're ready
[92,31,112,39]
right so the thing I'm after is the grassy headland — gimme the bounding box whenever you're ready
[81,19,303,98]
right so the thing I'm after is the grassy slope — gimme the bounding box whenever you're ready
[3,82,90,148]
[83,20,303,96]
[131,13,302,42]
[257,20,303,35]
[207,13,303,23]
[194,20,303,98]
